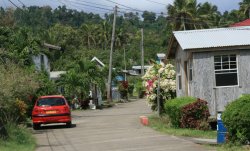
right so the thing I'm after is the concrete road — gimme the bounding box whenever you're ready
[34,99,214,151]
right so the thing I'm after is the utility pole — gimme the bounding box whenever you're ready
[157,73,161,116]
[141,28,144,75]
[123,46,127,81]
[107,5,117,102]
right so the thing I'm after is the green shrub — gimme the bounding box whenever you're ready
[222,95,250,144]
[134,80,145,98]
[118,81,128,99]
[180,98,210,130]
[128,84,134,96]
[164,97,196,127]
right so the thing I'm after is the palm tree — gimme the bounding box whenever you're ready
[167,0,198,30]
[239,0,250,19]
[59,59,105,100]
[196,2,221,28]
[80,24,97,49]
[97,21,111,50]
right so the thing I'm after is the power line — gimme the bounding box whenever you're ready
[7,0,21,9]
[78,0,114,9]
[58,0,167,16]
[105,0,142,12]
[56,0,113,15]
[144,0,168,6]
[17,0,26,7]
[104,0,167,15]
[65,0,114,11]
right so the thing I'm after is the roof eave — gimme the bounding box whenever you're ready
[166,35,177,59]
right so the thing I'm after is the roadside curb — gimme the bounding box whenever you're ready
[178,136,217,145]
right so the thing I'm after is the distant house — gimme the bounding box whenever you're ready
[156,53,166,64]
[132,65,152,75]
[91,56,105,68]
[167,26,250,116]
[230,19,250,27]
[32,42,62,74]
[91,57,105,106]
[50,71,66,80]
[32,53,50,72]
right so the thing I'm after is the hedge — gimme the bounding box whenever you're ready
[222,94,250,144]
[164,97,196,127]
[180,98,210,130]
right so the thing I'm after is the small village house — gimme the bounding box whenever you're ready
[167,26,250,116]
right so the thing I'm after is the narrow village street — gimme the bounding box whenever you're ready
[34,99,214,151]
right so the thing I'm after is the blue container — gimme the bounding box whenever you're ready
[217,120,227,132]
[217,112,227,144]
[217,132,227,144]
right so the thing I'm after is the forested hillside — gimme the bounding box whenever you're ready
[1,0,249,70]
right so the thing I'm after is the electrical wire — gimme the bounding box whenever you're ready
[17,0,26,7]
[144,0,168,6]
[105,0,142,12]
[7,0,21,9]
[104,0,167,15]
[59,0,113,15]
[64,0,114,11]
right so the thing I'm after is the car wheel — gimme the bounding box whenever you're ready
[33,123,40,130]
[66,121,72,128]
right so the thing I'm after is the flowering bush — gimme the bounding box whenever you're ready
[180,98,210,130]
[142,62,176,111]
[118,81,129,99]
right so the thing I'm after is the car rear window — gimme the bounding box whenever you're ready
[37,98,66,106]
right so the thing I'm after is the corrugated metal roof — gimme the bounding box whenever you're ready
[230,19,250,27]
[173,26,250,50]
[50,71,66,79]
[157,53,166,58]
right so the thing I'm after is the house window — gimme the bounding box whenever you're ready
[178,75,182,90]
[189,60,193,81]
[177,61,182,90]
[214,54,238,87]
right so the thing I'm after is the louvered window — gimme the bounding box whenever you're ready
[214,55,238,87]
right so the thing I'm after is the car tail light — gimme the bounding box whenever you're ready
[63,106,70,113]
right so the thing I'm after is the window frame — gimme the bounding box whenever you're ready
[188,60,193,82]
[176,60,182,90]
[214,54,239,88]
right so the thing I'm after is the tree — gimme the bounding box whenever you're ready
[97,21,111,50]
[80,24,97,49]
[142,11,156,24]
[0,7,15,27]
[59,59,105,100]
[196,2,221,28]
[239,0,250,19]
[167,0,199,30]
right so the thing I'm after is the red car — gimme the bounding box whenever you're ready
[32,95,72,130]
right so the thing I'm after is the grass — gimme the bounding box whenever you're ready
[148,115,217,139]
[148,115,250,151]
[215,144,250,151]
[0,124,36,151]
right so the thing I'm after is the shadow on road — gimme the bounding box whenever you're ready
[32,124,76,132]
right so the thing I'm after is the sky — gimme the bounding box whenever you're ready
[0,0,242,17]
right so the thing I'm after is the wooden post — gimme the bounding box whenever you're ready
[141,28,144,75]
[107,6,117,102]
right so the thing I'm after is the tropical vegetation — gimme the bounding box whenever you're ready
[222,94,250,145]
[142,62,176,111]
[1,0,250,149]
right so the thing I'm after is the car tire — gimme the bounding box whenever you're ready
[66,121,72,128]
[33,123,40,130]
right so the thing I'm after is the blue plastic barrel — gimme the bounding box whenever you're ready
[217,112,227,144]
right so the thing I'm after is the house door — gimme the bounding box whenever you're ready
[184,61,189,96]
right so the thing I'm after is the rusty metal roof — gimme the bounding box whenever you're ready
[173,26,250,50]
